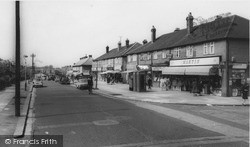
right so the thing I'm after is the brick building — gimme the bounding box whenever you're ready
[126,13,249,97]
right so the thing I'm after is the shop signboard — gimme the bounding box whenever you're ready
[114,64,122,71]
[170,57,220,66]
[232,63,247,69]
[152,67,164,71]
[136,65,151,71]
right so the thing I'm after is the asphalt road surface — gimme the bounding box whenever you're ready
[29,81,248,147]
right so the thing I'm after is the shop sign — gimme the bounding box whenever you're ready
[170,57,220,66]
[114,64,122,71]
[136,65,151,71]
[232,63,247,69]
[107,67,114,70]
[152,67,164,71]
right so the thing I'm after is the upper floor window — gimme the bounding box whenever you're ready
[203,42,215,55]
[175,48,181,58]
[186,46,193,57]
[153,52,158,59]
[147,53,151,60]
[209,42,214,54]
[132,54,137,61]
[162,51,166,58]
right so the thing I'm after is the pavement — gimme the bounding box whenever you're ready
[0,81,32,136]
[93,81,250,106]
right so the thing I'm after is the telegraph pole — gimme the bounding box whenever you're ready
[15,1,20,116]
[31,53,36,79]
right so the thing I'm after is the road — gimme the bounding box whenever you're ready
[29,81,248,147]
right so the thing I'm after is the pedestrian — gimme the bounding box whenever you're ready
[148,77,152,90]
[87,76,93,94]
[160,77,165,90]
[241,82,249,105]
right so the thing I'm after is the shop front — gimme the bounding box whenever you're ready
[162,57,222,96]
[230,63,248,96]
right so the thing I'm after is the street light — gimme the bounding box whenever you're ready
[24,55,28,91]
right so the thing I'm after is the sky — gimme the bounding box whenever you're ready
[0,0,249,68]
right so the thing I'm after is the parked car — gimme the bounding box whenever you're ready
[55,77,60,82]
[75,78,88,90]
[60,77,70,85]
[33,78,43,88]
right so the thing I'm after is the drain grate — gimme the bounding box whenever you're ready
[110,94,122,96]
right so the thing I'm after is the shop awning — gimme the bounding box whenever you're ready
[100,70,120,74]
[162,66,218,76]
[162,67,186,75]
[185,66,213,75]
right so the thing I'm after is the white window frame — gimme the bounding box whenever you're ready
[175,48,181,58]
[186,46,193,57]
[153,52,158,59]
[162,51,166,58]
[147,53,151,60]
[209,42,214,54]
[203,43,208,55]
[132,54,137,61]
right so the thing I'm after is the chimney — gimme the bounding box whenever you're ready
[174,28,180,32]
[142,39,148,44]
[186,12,194,34]
[106,46,109,53]
[151,26,156,42]
[118,41,121,51]
[125,39,129,48]
[88,55,92,58]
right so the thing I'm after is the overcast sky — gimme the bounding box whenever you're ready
[0,0,249,68]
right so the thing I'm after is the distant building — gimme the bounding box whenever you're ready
[73,55,93,76]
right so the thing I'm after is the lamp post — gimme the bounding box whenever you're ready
[24,55,28,91]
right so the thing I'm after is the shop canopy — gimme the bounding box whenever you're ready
[162,67,186,75]
[162,66,218,76]
[185,66,213,75]
[100,70,120,75]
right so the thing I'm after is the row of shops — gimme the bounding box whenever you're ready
[93,56,249,97]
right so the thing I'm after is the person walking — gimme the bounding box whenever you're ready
[87,76,93,94]
[148,77,152,90]
[241,82,249,105]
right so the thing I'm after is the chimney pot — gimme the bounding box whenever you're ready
[151,26,156,42]
[126,39,129,48]
[118,41,121,51]
[143,39,148,44]
[174,28,180,32]
[106,46,109,53]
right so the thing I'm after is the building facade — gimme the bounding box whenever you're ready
[125,13,249,97]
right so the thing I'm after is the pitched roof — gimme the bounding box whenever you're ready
[128,15,249,54]
[73,57,93,67]
[95,42,141,61]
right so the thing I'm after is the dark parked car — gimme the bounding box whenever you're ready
[60,77,70,84]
